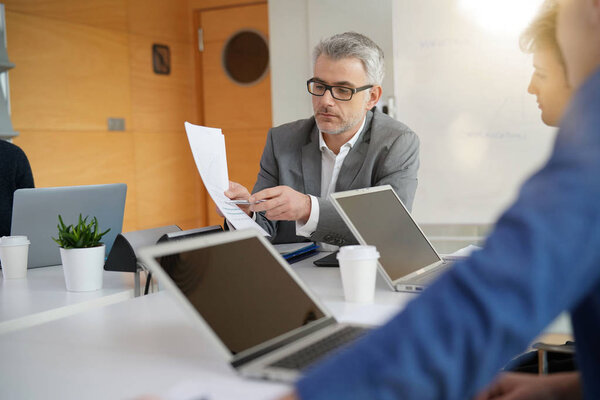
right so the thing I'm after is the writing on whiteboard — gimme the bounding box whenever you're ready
[466,131,526,140]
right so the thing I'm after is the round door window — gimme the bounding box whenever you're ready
[222,30,269,85]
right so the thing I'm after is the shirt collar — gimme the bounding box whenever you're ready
[318,116,367,153]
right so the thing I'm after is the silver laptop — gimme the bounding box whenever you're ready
[330,185,450,293]
[11,184,127,268]
[138,229,370,383]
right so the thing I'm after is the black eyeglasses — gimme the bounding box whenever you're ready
[306,79,373,101]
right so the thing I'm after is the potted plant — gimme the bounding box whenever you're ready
[53,214,110,292]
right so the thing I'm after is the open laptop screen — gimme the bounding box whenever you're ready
[334,188,441,281]
[11,184,126,268]
[157,236,326,355]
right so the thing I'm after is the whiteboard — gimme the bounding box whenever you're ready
[393,0,556,224]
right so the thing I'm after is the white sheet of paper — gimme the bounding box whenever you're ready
[184,122,269,236]
[162,372,289,400]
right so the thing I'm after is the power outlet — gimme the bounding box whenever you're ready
[107,118,125,131]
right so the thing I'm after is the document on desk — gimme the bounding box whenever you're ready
[184,122,269,236]
[162,373,289,400]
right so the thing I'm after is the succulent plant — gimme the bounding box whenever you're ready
[52,214,110,249]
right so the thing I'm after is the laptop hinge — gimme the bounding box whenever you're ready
[231,317,337,368]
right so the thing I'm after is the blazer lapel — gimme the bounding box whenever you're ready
[302,125,322,196]
[336,111,373,191]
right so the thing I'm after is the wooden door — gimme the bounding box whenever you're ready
[194,2,272,226]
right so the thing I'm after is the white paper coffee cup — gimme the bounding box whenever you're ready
[337,245,380,303]
[0,236,31,279]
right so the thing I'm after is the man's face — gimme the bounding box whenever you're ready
[527,48,572,127]
[557,0,600,88]
[311,55,376,136]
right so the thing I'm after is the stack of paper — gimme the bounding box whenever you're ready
[184,122,269,236]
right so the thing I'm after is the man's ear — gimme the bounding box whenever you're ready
[366,85,383,110]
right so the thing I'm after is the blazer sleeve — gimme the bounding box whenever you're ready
[251,128,279,238]
[374,130,420,211]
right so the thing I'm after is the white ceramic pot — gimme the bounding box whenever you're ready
[60,245,105,292]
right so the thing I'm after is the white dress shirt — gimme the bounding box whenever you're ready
[296,117,367,242]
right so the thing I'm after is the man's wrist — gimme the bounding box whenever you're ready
[299,194,311,224]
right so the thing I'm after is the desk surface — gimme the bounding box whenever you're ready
[0,252,572,399]
[0,265,133,334]
[0,252,414,399]
[0,291,292,399]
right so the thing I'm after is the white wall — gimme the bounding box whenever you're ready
[269,0,394,126]
[392,0,553,224]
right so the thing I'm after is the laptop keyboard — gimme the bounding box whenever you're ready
[269,326,368,371]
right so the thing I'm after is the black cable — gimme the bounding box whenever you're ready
[144,271,152,295]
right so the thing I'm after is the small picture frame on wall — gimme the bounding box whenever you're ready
[152,44,170,75]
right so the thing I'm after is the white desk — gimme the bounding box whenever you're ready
[0,253,414,399]
[0,265,133,334]
[291,253,417,325]
[0,251,571,399]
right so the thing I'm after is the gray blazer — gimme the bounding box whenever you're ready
[253,109,420,245]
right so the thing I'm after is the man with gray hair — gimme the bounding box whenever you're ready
[225,32,420,245]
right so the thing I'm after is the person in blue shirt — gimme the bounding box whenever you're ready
[279,0,600,398]
[476,1,580,398]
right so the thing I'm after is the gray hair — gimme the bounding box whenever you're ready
[313,32,384,86]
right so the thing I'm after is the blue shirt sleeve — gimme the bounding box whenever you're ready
[296,68,600,400]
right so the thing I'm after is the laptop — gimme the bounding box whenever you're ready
[330,185,451,293]
[10,184,127,268]
[138,229,370,383]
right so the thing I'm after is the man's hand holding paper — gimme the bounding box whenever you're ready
[184,122,269,236]
[249,186,312,224]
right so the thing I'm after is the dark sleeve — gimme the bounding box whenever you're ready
[15,147,34,189]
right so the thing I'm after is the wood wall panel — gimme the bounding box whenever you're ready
[7,12,131,132]
[201,41,271,130]
[128,0,191,42]
[200,3,268,42]
[3,1,268,232]
[225,128,265,188]
[129,33,196,133]
[12,130,139,232]
[3,0,128,32]
[133,131,204,230]
[189,0,265,11]
[200,4,271,130]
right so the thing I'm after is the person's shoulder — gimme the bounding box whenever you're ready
[370,109,417,140]
[0,140,28,159]
[269,115,317,145]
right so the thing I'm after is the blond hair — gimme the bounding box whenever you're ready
[520,0,564,65]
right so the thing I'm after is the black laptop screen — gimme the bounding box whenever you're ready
[157,237,326,355]
[335,188,442,282]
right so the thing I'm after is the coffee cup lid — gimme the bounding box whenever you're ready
[337,245,379,261]
[0,235,30,246]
